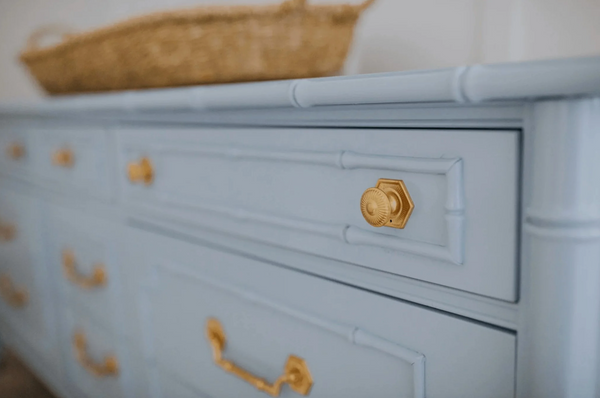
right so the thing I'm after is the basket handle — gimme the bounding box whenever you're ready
[279,0,375,12]
[355,0,376,12]
[279,0,307,11]
[25,24,73,51]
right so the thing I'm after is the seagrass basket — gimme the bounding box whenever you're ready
[20,0,374,95]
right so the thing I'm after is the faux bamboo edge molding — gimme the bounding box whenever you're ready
[123,143,465,264]
[2,55,599,114]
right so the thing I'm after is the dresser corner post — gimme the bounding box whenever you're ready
[519,96,600,398]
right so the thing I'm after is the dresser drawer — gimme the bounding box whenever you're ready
[0,129,32,178]
[130,229,516,398]
[60,306,129,398]
[0,189,51,354]
[31,128,113,200]
[118,127,519,301]
[45,204,122,332]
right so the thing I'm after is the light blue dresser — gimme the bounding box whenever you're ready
[0,56,599,398]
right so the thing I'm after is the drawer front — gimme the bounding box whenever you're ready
[118,127,519,301]
[0,129,32,178]
[0,189,51,353]
[129,229,516,398]
[153,375,201,398]
[31,128,113,200]
[45,204,122,332]
[60,306,132,398]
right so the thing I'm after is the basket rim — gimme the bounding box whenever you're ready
[20,0,372,62]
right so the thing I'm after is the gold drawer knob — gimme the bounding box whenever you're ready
[0,223,16,242]
[73,331,119,378]
[52,147,74,168]
[6,143,25,160]
[0,274,28,308]
[206,318,313,397]
[62,249,107,289]
[360,179,414,229]
[127,157,154,185]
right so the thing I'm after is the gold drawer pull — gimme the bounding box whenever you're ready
[360,178,414,229]
[62,249,107,289]
[127,156,154,185]
[52,147,74,168]
[73,331,119,378]
[0,274,28,308]
[0,223,16,242]
[6,143,25,160]
[206,318,313,397]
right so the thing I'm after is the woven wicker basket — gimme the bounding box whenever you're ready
[20,0,374,95]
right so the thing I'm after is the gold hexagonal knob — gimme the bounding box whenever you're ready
[127,156,154,186]
[360,179,414,229]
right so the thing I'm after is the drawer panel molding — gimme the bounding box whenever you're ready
[130,143,465,264]
[141,261,427,398]
[120,127,519,300]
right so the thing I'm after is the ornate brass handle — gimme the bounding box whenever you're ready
[6,143,25,160]
[360,178,414,229]
[0,274,28,308]
[206,318,313,397]
[0,223,16,242]
[62,249,107,289]
[127,156,154,185]
[52,147,74,168]
[73,331,119,378]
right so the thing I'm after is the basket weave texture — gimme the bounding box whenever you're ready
[20,0,374,95]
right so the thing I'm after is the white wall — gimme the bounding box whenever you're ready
[1,0,599,100]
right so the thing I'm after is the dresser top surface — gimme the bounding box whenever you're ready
[0,55,598,114]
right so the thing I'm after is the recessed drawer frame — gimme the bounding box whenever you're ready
[45,204,124,333]
[0,129,32,179]
[118,127,519,301]
[31,128,113,200]
[0,189,54,356]
[130,231,517,398]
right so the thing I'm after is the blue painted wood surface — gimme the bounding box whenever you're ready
[0,56,599,398]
